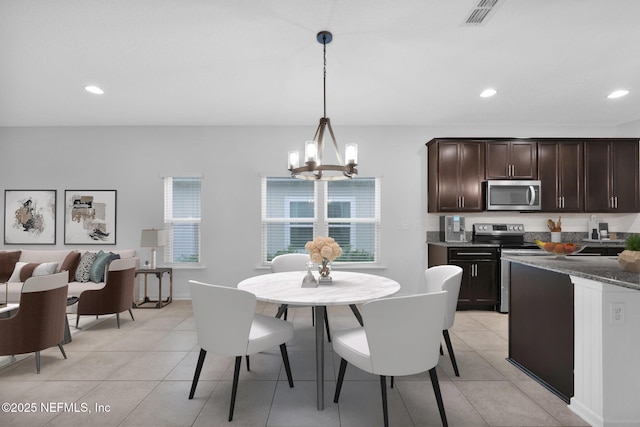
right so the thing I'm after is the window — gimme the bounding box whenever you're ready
[262,177,379,263]
[164,177,202,265]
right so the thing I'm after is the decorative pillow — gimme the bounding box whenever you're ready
[89,250,110,283]
[0,251,21,282]
[8,262,59,282]
[59,251,81,282]
[75,252,97,283]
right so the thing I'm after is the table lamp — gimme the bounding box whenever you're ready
[140,228,165,269]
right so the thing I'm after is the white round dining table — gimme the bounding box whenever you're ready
[237,270,400,410]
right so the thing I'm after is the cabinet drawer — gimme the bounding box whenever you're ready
[448,248,499,260]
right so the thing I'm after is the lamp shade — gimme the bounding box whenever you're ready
[140,229,166,248]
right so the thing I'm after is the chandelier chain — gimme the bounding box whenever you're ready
[322,34,327,118]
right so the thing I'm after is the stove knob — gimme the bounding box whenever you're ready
[518,226,524,231]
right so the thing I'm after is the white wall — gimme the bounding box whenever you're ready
[0,124,637,298]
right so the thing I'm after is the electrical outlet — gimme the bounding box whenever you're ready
[611,302,625,324]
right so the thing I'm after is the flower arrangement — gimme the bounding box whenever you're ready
[305,236,342,280]
[305,236,343,263]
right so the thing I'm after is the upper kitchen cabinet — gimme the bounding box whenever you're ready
[584,140,639,213]
[428,139,485,212]
[486,141,537,179]
[538,141,583,211]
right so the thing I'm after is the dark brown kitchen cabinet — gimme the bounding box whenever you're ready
[584,140,639,212]
[428,245,499,310]
[428,140,484,212]
[486,141,537,179]
[537,141,583,211]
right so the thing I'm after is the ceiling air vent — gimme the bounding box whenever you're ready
[463,0,502,26]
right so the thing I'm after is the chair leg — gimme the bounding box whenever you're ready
[245,355,250,371]
[284,307,288,321]
[440,343,444,355]
[229,356,242,422]
[275,304,288,319]
[57,343,67,359]
[311,307,315,326]
[380,375,389,427]
[391,376,394,388]
[333,358,348,403]
[429,367,448,427]
[443,330,459,377]
[324,307,331,342]
[280,343,294,388]
[75,314,80,329]
[189,349,207,399]
[129,309,135,321]
[116,313,120,329]
[349,304,364,326]
[35,351,41,374]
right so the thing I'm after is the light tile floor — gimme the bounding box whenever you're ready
[0,301,591,426]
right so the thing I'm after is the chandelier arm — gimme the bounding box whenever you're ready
[325,118,345,165]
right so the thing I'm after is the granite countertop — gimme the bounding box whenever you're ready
[502,254,640,291]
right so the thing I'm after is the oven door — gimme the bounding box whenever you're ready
[486,180,541,211]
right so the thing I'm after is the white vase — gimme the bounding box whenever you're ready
[551,232,561,243]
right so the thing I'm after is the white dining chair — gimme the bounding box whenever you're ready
[270,253,332,340]
[187,280,294,422]
[424,264,464,377]
[333,291,449,427]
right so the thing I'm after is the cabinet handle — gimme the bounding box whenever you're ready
[456,252,493,256]
[615,196,618,209]
[561,196,565,208]
[461,196,464,208]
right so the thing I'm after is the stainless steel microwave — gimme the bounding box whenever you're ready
[485,180,541,211]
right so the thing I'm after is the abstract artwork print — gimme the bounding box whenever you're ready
[64,190,116,245]
[4,190,57,244]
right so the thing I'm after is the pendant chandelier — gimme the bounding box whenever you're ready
[288,31,358,181]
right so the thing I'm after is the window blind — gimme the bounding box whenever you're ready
[262,177,380,264]
[164,177,202,264]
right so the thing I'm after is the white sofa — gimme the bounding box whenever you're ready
[2,249,137,304]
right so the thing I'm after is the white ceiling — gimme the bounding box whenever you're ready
[1,0,639,127]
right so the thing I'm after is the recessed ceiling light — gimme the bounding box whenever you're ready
[84,85,104,95]
[607,90,629,99]
[480,88,497,98]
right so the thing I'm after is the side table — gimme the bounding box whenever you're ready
[133,267,173,309]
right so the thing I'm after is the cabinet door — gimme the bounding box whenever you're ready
[557,142,583,211]
[537,142,561,210]
[472,260,499,305]
[538,142,583,211]
[584,142,611,211]
[585,141,639,212]
[611,141,639,212]
[486,141,537,179]
[435,142,463,211]
[510,142,537,179]
[450,260,473,305]
[458,142,485,211]
[485,142,510,179]
[428,140,484,212]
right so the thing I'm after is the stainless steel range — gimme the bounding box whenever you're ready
[473,223,542,313]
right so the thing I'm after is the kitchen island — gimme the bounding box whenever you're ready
[503,254,640,427]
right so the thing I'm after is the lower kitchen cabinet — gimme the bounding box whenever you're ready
[428,244,499,310]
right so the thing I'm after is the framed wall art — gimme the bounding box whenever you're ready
[4,190,57,245]
[64,190,117,245]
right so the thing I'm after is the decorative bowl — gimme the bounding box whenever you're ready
[534,240,585,257]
